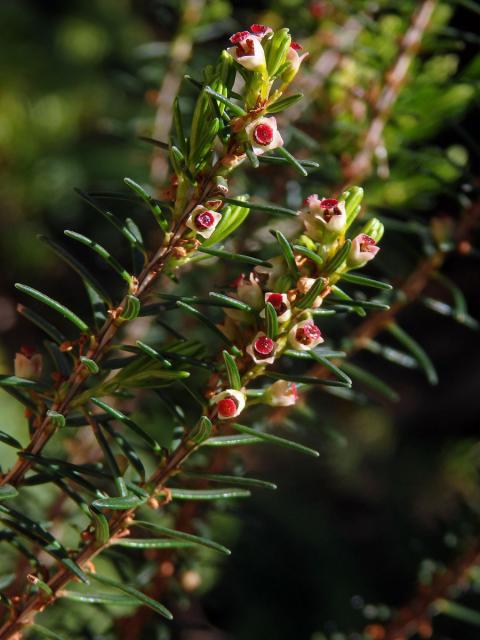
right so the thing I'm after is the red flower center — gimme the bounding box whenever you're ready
[290,41,303,51]
[251,24,269,35]
[295,322,321,345]
[320,198,338,209]
[253,123,274,146]
[20,345,36,358]
[266,293,287,315]
[230,31,249,44]
[359,234,376,252]
[254,335,275,356]
[195,210,215,229]
[218,397,237,417]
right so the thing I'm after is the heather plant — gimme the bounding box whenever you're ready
[1,3,479,640]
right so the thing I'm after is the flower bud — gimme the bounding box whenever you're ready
[14,346,43,380]
[264,379,298,407]
[282,42,308,82]
[260,292,291,322]
[361,217,384,244]
[254,256,287,289]
[245,117,284,156]
[246,332,277,365]
[288,319,323,351]
[186,206,222,239]
[347,234,380,268]
[227,32,266,71]
[211,389,246,420]
[225,273,263,321]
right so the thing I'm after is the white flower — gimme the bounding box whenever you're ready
[227,31,266,71]
[348,234,380,267]
[265,380,298,407]
[255,256,287,289]
[303,195,346,234]
[211,389,246,420]
[246,332,277,365]
[186,206,222,239]
[288,319,324,351]
[286,42,309,75]
[297,277,323,309]
[14,347,42,380]
[260,292,291,323]
[245,117,284,156]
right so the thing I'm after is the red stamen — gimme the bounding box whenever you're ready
[253,123,274,146]
[359,234,376,252]
[195,210,215,229]
[266,293,283,309]
[254,335,275,355]
[296,322,321,345]
[236,37,255,57]
[218,397,238,418]
[230,31,249,44]
[291,41,303,51]
[20,345,36,358]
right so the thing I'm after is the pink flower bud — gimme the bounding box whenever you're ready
[254,256,287,289]
[227,32,266,71]
[348,234,380,267]
[246,332,277,365]
[212,389,246,420]
[260,292,291,323]
[245,117,284,156]
[224,273,263,321]
[288,319,324,351]
[14,346,43,380]
[286,41,309,76]
[265,379,298,407]
[186,206,222,239]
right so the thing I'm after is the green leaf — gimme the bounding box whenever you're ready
[185,472,277,491]
[203,85,246,116]
[39,235,112,304]
[259,155,319,169]
[222,197,297,218]
[308,353,352,386]
[136,340,172,369]
[188,416,213,445]
[89,506,110,545]
[330,285,366,317]
[209,292,252,312]
[387,322,438,385]
[138,136,169,150]
[80,356,99,374]
[267,92,303,113]
[90,398,161,452]
[232,423,319,458]
[265,371,350,388]
[0,375,45,390]
[435,599,480,625]
[264,301,278,339]
[341,273,392,291]
[173,96,187,154]
[271,229,299,278]
[275,146,308,176]
[204,434,263,447]
[64,230,133,285]
[341,362,399,402]
[90,417,128,498]
[223,351,242,390]
[30,624,67,640]
[74,189,138,246]
[421,296,479,330]
[91,494,147,510]
[0,430,21,449]
[325,239,352,274]
[102,421,146,482]
[124,178,168,231]
[85,282,108,328]
[296,277,326,310]
[0,485,18,501]
[60,591,138,605]
[46,410,66,428]
[198,247,272,267]
[170,488,250,500]
[88,572,172,620]
[114,538,195,549]
[292,244,323,266]
[119,294,141,321]
[17,304,67,344]
[15,284,89,332]
[176,301,241,356]
[133,520,230,555]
